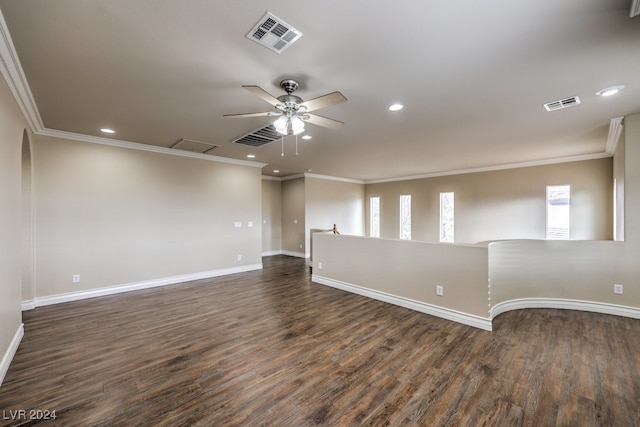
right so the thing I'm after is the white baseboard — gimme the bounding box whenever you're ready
[281,250,308,259]
[21,300,35,311]
[312,275,492,331]
[490,298,640,320]
[0,323,24,387]
[22,263,262,310]
[262,250,283,257]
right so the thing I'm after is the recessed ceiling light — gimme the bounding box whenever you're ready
[596,85,625,97]
[302,135,312,140]
[388,103,404,111]
[273,169,280,173]
[246,154,256,159]
[100,128,115,134]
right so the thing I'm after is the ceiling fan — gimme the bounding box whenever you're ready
[224,79,347,136]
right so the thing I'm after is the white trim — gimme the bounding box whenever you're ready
[281,250,307,258]
[0,9,43,132]
[23,264,262,309]
[312,275,492,331]
[262,250,283,257]
[280,174,305,181]
[366,152,611,184]
[36,128,266,168]
[0,323,24,387]
[21,300,35,311]
[605,117,624,155]
[490,298,640,320]
[304,173,365,185]
[261,175,282,182]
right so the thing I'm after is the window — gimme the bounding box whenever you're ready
[546,185,570,240]
[370,196,380,237]
[440,192,454,243]
[399,194,411,240]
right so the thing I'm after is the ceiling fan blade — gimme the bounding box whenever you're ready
[242,85,282,107]
[223,112,278,118]
[304,113,344,130]
[300,91,347,112]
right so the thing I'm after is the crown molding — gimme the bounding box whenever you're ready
[304,173,365,185]
[0,9,43,133]
[37,128,267,168]
[366,152,612,184]
[605,117,624,155]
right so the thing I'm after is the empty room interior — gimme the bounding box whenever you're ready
[1,1,640,425]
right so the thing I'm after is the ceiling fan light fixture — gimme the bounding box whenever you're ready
[273,115,288,135]
[291,115,305,135]
[389,103,404,111]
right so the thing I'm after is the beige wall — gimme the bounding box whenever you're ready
[312,234,489,322]
[32,135,263,298]
[281,177,306,255]
[305,176,365,256]
[366,158,613,244]
[261,178,282,254]
[0,74,29,382]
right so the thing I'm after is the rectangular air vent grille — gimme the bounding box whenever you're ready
[171,139,219,154]
[246,12,302,54]
[543,96,581,112]
[233,124,281,147]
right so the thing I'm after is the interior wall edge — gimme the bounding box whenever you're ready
[0,323,23,388]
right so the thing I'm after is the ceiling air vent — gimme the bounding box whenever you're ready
[246,12,302,53]
[543,96,581,112]
[171,139,219,154]
[233,123,281,147]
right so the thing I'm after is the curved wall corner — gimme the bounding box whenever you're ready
[488,240,640,322]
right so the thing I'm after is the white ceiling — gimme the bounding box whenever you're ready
[1,0,638,181]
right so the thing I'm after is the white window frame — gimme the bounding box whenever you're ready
[546,185,570,240]
[439,192,454,243]
[370,196,380,238]
[399,194,411,240]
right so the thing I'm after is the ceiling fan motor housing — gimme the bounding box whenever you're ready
[280,79,299,94]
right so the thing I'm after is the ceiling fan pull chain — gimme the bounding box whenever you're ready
[281,135,284,157]
[296,135,299,155]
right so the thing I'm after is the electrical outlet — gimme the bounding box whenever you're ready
[614,284,623,295]
[318,262,323,270]
[436,285,444,296]
[72,274,80,283]
[237,254,242,261]
[299,243,303,249]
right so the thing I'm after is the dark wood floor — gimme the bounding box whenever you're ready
[1,255,639,426]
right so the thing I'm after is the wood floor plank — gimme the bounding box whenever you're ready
[1,255,639,426]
